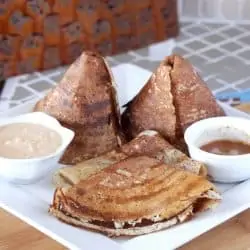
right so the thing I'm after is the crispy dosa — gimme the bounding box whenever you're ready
[50,156,220,237]
[122,54,225,144]
[122,61,176,142]
[34,51,124,165]
[169,55,225,132]
[53,130,207,188]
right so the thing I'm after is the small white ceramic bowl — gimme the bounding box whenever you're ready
[0,112,74,184]
[184,116,250,183]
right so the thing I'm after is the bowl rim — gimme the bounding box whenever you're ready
[0,112,75,162]
[184,116,250,160]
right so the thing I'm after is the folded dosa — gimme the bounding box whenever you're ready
[53,130,207,187]
[50,156,220,237]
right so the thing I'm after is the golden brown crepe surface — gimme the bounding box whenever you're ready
[53,131,207,187]
[50,156,220,236]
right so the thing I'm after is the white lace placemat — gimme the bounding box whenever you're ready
[1,21,250,113]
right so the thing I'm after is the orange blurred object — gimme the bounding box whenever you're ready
[0,0,179,79]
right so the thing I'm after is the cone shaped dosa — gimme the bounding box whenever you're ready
[34,51,123,165]
[168,55,225,133]
[122,54,225,145]
[122,61,176,142]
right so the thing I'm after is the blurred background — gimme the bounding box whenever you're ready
[0,0,250,111]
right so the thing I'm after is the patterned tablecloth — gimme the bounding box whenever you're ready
[1,21,250,112]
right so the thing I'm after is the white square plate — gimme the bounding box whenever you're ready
[1,64,250,250]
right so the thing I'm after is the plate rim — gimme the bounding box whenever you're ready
[1,63,250,250]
